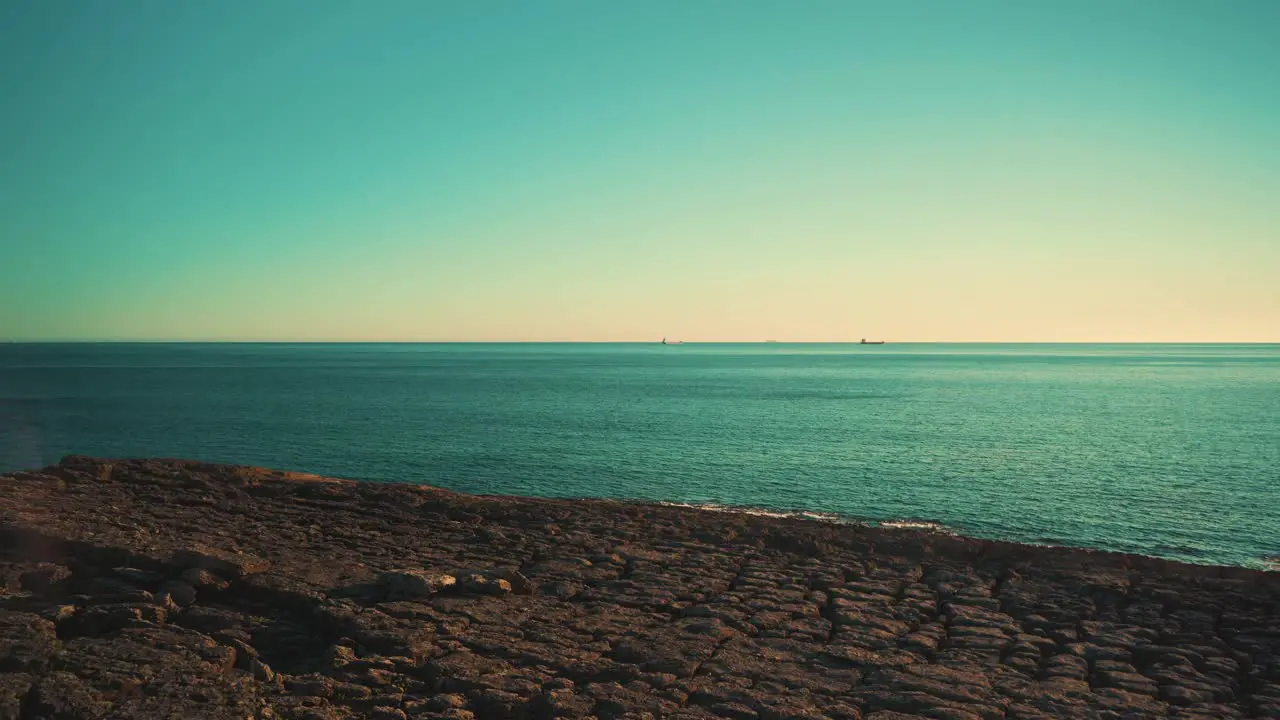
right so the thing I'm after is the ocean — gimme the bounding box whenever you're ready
[1,342,1277,568]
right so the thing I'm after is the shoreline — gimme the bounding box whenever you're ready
[653,500,1267,572]
[0,459,1268,571]
[2,455,1278,719]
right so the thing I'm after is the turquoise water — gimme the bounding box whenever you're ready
[1,343,1277,568]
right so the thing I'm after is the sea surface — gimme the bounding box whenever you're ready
[2,343,1278,568]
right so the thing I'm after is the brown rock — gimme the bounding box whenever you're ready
[180,567,230,591]
[285,673,335,698]
[0,613,59,673]
[22,672,110,719]
[0,674,33,720]
[456,572,513,596]
[170,545,271,579]
[17,564,72,594]
[535,688,596,718]
[3,456,1280,720]
[250,657,275,682]
[378,569,457,600]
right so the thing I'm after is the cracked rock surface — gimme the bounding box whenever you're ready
[2,455,1279,719]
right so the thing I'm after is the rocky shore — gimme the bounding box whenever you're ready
[2,457,1278,719]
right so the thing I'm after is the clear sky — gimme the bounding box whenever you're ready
[2,1,1277,342]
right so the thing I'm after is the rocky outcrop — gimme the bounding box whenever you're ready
[1,455,1278,719]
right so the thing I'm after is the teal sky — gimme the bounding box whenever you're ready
[3,1,1278,342]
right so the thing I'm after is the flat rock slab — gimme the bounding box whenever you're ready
[2,455,1279,719]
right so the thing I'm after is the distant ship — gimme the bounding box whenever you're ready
[860,338,885,345]
[661,338,683,345]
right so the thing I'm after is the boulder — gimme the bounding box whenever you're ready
[457,573,512,596]
[379,570,457,600]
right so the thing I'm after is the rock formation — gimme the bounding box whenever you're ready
[1,456,1278,719]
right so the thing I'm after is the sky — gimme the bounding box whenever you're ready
[2,1,1278,342]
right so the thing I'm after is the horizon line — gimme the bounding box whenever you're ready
[3,339,1279,345]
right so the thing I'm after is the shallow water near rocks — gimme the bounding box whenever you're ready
[2,342,1278,568]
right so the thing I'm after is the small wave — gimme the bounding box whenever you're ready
[876,519,956,534]
[656,501,849,524]
[654,503,962,534]
[1261,555,1280,572]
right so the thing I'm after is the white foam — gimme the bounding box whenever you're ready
[656,501,849,524]
[877,519,956,534]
